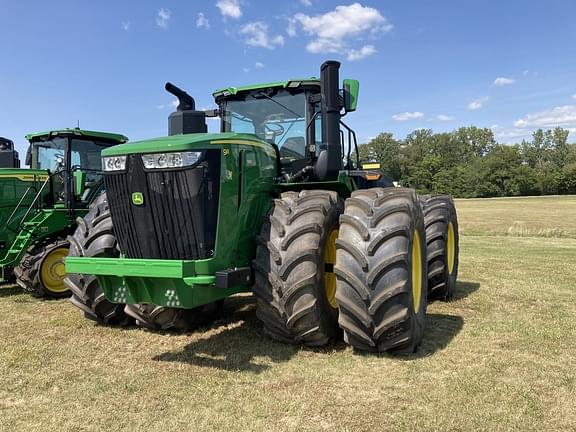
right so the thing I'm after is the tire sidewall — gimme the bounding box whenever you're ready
[409,200,428,347]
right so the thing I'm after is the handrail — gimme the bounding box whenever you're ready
[16,173,54,233]
[6,186,35,233]
[339,120,360,169]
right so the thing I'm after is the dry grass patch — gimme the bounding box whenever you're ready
[456,195,576,238]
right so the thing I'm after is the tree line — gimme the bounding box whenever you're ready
[358,127,576,197]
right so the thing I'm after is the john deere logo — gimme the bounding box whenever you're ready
[132,192,144,206]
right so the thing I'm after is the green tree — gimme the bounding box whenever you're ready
[357,133,403,180]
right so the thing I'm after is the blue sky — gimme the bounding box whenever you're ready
[1,0,576,157]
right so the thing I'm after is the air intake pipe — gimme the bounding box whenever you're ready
[165,82,208,135]
[320,60,342,178]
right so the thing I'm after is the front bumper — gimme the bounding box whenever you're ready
[65,257,250,309]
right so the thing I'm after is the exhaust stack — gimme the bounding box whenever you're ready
[165,82,207,136]
[320,61,342,178]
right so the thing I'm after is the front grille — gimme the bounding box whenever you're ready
[105,150,220,260]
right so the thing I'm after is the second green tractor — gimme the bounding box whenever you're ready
[65,61,459,353]
[0,129,127,297]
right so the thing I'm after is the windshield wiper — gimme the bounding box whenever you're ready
[255,91,303,119]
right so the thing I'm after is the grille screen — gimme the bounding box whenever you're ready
[104,150,220,260]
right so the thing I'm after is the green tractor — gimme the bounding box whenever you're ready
[65,61,459,353]
[0,129,128,297]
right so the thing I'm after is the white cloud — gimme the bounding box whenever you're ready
[121,21,131,31]
[300,0,313,5]
[291,3,392,60]
[392,111,424,121]
[468,97,488,110]
[240,22,284,49]
[514,105,576,128]
[436,114,455,121]
[491,126,533,143]
[346,45,376,61]
[216,0,242,19]
[573,93,576,100]
[287,18,297,37]
[196,12,210,29]
[494,77,515,86]
[156,8,171,29]
[243,62,265,73]
[156,100,179,110]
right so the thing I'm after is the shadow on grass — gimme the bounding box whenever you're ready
[153,295,300,373]
[417,313,464,357]
[154,283,472,370]
[452,280,480,301]
[0,285,22,298]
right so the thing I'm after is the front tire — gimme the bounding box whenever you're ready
[253,190,343,347]
[124,301,224,331]
[335,188,427,353]
[64,193,132,325]
[15,238,71,299]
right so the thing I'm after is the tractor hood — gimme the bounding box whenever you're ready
[0,168,48,181]
[102,132,276,158]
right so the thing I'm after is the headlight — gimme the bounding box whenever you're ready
[102,156,126,172]
[141,151,202,169]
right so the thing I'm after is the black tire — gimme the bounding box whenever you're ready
[253,190,343,347]
[15,237,71,298]
[335,188,427,353]
[420,195,459,300]
[64,193,132,325]
[124,301,224,332]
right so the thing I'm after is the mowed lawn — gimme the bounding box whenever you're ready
[1,197,575,431]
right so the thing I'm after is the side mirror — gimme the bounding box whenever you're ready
[73,170,86,199]
[314,150,329,181]
[343,79,359,112]
[25,146,32,167]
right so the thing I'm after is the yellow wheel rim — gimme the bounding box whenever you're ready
[40,247,69,294]
[447,222,455,275]
[324,229,339,309]
[411,230,423,313]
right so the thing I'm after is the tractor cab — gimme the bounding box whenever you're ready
[25,129,128,209]
[213,63,360,183]
[215,81,319,176]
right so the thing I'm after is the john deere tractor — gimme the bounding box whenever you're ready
[65,61,459,353]
[0,129,128,297]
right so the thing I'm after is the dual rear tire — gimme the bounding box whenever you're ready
[420,195,459,300]
[254,188,431,353]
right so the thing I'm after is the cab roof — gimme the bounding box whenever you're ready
[25,128,128,144]
[212,78,320,98]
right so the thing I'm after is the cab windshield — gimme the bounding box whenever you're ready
[222,90,309,162]
[34,138,110,174]
[33,137,113,204]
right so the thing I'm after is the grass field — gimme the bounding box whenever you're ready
[1,196,575,431]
